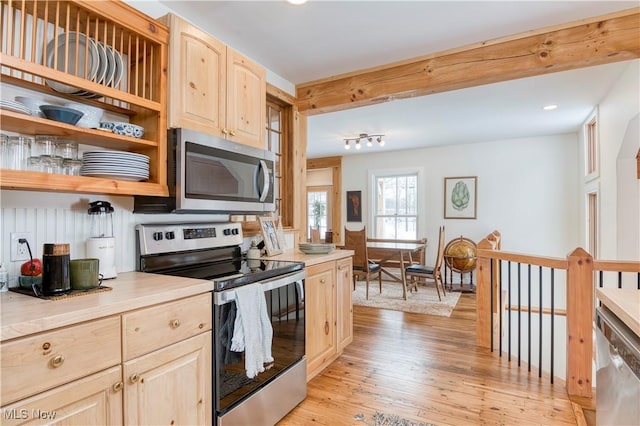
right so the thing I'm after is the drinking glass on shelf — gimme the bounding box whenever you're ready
[62,159,83,176]
[7,136,32,170]
[27,156,44,172]
[33,135,57,157]
[0,134,9,169]
[41,156,63,174]
[55,140,78,160]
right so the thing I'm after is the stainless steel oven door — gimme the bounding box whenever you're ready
[213,270,306,420]
[176,128,275,212]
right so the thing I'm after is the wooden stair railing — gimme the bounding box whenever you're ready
[476,230,640,401]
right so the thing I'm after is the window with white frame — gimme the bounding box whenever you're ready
[371,172,418,239]
[307,189,329,239]
[584,109,599,179]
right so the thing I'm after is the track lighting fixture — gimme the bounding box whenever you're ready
[343,133,386,150]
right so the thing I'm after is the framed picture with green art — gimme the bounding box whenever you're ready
[444,176,477,219]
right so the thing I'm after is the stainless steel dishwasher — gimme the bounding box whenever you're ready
[595,306,640,425]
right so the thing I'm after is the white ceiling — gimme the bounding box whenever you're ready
[151,1,638,158]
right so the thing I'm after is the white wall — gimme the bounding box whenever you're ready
[595,60,640,260]
[342,134,581,262]
[617,114,640,261]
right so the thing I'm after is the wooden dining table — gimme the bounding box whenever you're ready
[366,241,426,300]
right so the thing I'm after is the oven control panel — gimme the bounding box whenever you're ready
[136,222,243,255]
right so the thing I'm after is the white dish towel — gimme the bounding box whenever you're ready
[231,283,274,378]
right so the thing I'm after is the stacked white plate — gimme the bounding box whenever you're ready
[299,242,336,255]
[44,32,125,98]
[0,99,32,115]
[81,150,149,182]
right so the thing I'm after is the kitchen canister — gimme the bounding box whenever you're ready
[69,258,103,290]
[41,243,71,295]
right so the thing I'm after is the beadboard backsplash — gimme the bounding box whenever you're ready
[0,190,233,286]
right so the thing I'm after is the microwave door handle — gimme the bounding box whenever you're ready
[257,160,270,202]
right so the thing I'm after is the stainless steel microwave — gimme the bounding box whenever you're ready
[134,128,275,213]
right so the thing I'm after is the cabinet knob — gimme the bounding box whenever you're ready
[49,354,65,368]
[229,130,236,136]
[130,373,140,384]
[320,279,326,284]
[170,319,181,329]
[221,128,229,135]
[112,381,124,392]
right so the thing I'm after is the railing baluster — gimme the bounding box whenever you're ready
[517,262,521,367]
[618,271,623,288]
[508,261,511,362]
[550,268,555,384]
[538,265,542,378]
[499,260,503,356]
[527,264,531,372]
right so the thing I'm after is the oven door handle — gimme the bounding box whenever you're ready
[213,269,306,305]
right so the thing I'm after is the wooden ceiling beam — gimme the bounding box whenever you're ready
[296,8,640,115]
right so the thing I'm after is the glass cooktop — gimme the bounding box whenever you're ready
[159,258,305,291]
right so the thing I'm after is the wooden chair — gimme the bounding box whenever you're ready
[344,227,382,300]
[405,226,446,300]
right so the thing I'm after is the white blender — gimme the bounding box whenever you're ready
[86,201,117,279]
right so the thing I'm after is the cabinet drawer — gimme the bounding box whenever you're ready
[0,316,121,406]
[123,293,212,360]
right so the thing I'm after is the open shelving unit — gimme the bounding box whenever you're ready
[0,0,169,196]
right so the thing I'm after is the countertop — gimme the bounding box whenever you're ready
[0,252,354,342]
[596,288,640,337]
[0,271,213,342]
[266,248,354,266]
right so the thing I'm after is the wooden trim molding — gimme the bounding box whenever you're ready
[296,8,640,114]
[267,82,296,105]
[307,156,343,244]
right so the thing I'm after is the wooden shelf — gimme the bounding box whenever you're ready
[0,110,158,151]
[0,169,168,197]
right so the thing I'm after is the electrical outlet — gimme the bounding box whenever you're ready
[10,232,34,262]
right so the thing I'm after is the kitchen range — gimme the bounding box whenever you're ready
[136,221,306,426]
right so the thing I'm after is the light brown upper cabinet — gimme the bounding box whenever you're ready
[162,14,266,149]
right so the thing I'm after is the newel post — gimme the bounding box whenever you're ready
[566,247,594,398]
[476,231,501,348]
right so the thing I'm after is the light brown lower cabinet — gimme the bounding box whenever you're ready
[124,332,211,426]
[0,293,212,425]
[1,366,123,425]
[305,256,354,380]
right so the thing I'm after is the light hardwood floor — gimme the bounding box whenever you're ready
[279,293,579,425]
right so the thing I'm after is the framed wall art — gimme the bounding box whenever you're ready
[444,176,477,219]
[259,216,284,256]
[346,190,362,222]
